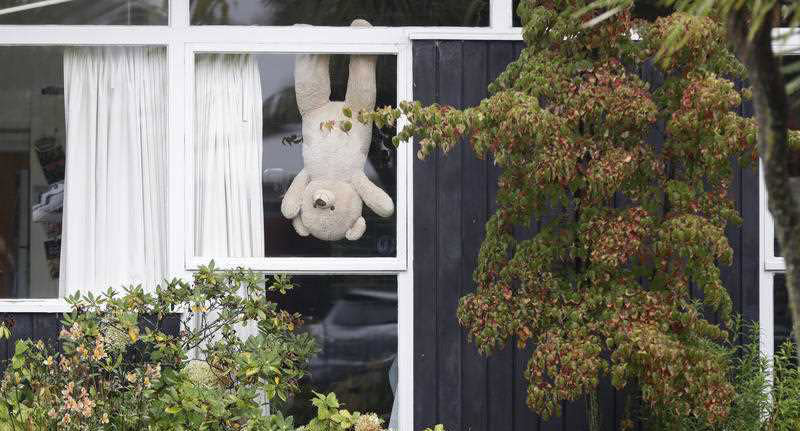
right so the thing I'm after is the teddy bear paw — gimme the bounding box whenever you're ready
[345,217,366,241]
[292,217,311,237]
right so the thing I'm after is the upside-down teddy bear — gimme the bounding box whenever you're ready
[281,19,394,241]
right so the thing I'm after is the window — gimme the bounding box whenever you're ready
[0,46,64,298]
[0,0,168,25]
[190,0,490,26]
[267,275,397,424]
[0,45,168,299]
[192,52,398,259]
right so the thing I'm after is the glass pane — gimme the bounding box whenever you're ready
[774,274,794,353]
[190,0,489,26]
[267,275,397,425]
[0,46,168,299]
[194,53,397,258]
[0,0,167,25]
[0,47,64,298]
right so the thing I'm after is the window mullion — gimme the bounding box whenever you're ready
[168,37,190,282]
[491,0,513,29]
[170,0,190,29]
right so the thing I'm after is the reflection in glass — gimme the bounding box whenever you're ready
[267,275,397,425]
[0,47,64,298]
[190,0,488,26]
[258,54,398,257]
[774,274,794,354]
[0,0,167,25]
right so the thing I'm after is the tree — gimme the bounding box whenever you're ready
[363,2,756,429]
[660,0,800,362]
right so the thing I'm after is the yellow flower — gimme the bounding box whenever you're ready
[126,372,137,383]
[128,327,139,343]
[101,413,109,424]
[92,341,106,361]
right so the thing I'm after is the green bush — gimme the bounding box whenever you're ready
[0,264,437,431]
[643,324,800,431]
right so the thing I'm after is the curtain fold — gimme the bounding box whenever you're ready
[194,54,264,258]
[60,47,168,294]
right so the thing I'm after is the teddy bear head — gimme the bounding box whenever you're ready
[300,179,363,241]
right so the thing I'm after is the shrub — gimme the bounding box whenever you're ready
[643,324,800,431]
[0,264,430,431]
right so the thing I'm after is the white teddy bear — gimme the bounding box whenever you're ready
[281,19,394,241]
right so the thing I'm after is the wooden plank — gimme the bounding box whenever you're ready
[564,398,589,431]
[740,93,759,324]
[722,160,743,326]
[412,40,440,431]
[8,314,33,356]
[435,39,464,431]
[741,164,759,323]
[32,313,60,352]
[485,39,518,431]
[461,40,490,431]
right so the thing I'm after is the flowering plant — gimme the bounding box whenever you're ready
[0,264,424,431]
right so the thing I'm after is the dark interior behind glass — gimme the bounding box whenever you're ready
[267,275,397,424]
[774,274,794,352]
[0,46,64,299]
[191,0,489,26]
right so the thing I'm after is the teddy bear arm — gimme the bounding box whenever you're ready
[352,172,394,218]
[281,169,309,219]
[345,216,366,241]
[292,217,311,237]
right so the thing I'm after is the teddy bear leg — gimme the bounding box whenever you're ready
[292,217,311,237]
[281,169,309,219]
[345,216,367,241]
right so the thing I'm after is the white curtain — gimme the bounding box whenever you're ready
[60,47,168,295]
[194,54,264,258]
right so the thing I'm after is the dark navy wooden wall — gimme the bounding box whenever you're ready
[411,40,760,431]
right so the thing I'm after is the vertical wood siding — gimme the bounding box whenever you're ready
[412,40,759,431]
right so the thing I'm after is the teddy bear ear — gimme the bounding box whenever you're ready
[295,54,331,117]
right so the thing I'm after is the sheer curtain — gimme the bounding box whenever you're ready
[194,54,264,258]
[60,47,168,295]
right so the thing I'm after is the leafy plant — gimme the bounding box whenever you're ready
[0,264,440,431]
[362,1,757,429]
[643,325,800,431]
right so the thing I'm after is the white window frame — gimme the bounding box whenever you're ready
[0,1,520,430]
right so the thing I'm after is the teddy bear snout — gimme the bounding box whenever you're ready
[312,189,335,209]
